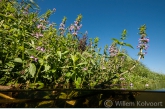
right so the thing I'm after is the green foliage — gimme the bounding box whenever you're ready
[0,1,165,108]
[0,0,164,91]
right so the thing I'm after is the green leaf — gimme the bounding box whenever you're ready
[91,59,95,65]
[36,82,44,89]
[75,81,80,88]
[43,54,51,60]
[44,64,50,72]
[39,58,44,65]
[77,77,81,83]
[77,62,87,66]
[29,63,36,77]
[124,43,134,49]
[59,92,67,99]
[99,100,103,106]
[30,40,35,48]
[62,51,69,55]
[112,38,120,43]
[37,101,53,107]
[29,0,40,9]
[14,58,22,63]
[65,72,71,78]
[57,51,61,60]
[25,49,36,56]
[117,53,125,57]
[121,29,127,38]
[71,54,79,64]
[88,70,93,74]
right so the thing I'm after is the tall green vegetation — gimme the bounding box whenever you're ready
[0,0,165,90]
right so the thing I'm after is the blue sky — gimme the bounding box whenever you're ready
[36,0,165,74]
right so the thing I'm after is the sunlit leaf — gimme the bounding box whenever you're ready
[112,38,120,43]
[59,92,67,99]
[71,54,79,64]
[57,51,61,60]
[29,63,36,77]
[25,49,36,56]
[66,100,76,106]
[77,62,87,66]
[37,101,53,107]
[124,43,134,49]
[91,59,95,65]
[77,77,81,84]
[99,100,103,106]
[38,58,44,65]
[65,72,71,78]
[44,64,50,72]
[36,82,44,89]
[62,51,69,55]
[14,58,22,63]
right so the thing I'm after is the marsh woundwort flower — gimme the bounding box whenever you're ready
[137,34,149,58]
[69,14,83,36]
[30,56,35,59]
[32,33,43,38]
[69,24,74,31]
[39,19,48,23]
[37,24,46,30]
[59,23,65,30]
[30,56,38,62]
[36,46,41,50]
[69,20,82,36]
[36,46,45,52]
[109,45,118,57]
[137,25,149,58]
[120,77,125,81]
[40,47,45,52]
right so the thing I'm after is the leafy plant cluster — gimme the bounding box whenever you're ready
[0,0,165,90]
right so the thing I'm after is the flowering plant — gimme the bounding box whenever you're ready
[0,0,164,91]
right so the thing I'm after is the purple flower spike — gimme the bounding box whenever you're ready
[137,36,149,57]
[109,45,118,57]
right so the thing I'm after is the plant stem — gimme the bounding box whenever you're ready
[120,49,143,76]
[118,41,123,53]
[34,65,42,84]
[22,36,25,68]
